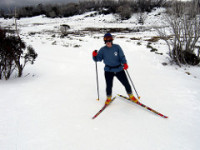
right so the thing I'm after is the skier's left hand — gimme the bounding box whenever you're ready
[123,63,128,70]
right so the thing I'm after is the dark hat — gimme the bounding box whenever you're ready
[104,33,113,41]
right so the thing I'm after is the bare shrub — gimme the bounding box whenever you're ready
[136,10,147,24]
[116,4,132,20]
[0,28,38,80]
[157,0,200,66]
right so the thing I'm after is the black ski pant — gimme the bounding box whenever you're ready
[105,70,132,96]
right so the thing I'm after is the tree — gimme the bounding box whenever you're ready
[157,1,200,66]
[0,9,5,18]
[0,28,37,80]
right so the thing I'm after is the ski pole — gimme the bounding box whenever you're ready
[125,70,140,99]
[94,51,100,101]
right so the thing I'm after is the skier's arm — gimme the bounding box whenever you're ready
[118,45,127,64]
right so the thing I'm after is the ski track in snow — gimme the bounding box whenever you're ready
[0,8,200,150]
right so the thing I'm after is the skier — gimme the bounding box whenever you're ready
[92,33,138,105]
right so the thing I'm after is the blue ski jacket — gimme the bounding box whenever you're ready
[93,44,127,72]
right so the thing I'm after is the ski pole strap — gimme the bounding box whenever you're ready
[94,56,97,61]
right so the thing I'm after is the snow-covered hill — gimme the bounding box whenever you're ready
[0,8,200,150]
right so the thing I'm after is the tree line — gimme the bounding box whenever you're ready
[0,0,166,20]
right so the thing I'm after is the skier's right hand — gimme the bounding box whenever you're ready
[92,50,98,57]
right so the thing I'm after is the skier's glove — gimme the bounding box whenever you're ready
[92,50,98,57]
[123,63,128,70]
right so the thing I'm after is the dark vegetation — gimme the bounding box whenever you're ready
[0,28,37,80]
[0,0,166,20]
[157,0,200,66]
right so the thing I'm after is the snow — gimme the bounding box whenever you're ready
[0,8,200,150]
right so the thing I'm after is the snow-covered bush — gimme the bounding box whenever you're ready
[60,24,70,36]
[0,28,38,80]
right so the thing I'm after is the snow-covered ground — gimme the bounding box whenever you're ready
[0,8,200,150]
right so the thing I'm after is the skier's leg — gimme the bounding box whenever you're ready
[104,71,114,97]
[116,70,138,102]
[116,70,132,94]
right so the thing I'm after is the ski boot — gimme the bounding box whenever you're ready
[128,94,138,103]
[105,96,112,105]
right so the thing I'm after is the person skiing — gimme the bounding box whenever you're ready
[92,33,138,105]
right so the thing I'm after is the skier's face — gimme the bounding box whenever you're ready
[105,40,112,48]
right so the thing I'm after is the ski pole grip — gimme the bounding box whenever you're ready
[95,50,98,56]
[93,50,98,61]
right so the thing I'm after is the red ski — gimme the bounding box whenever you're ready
[118,94,168,118]
[92,96,116,119]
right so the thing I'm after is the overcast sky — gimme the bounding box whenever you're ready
[0,0,79,8]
